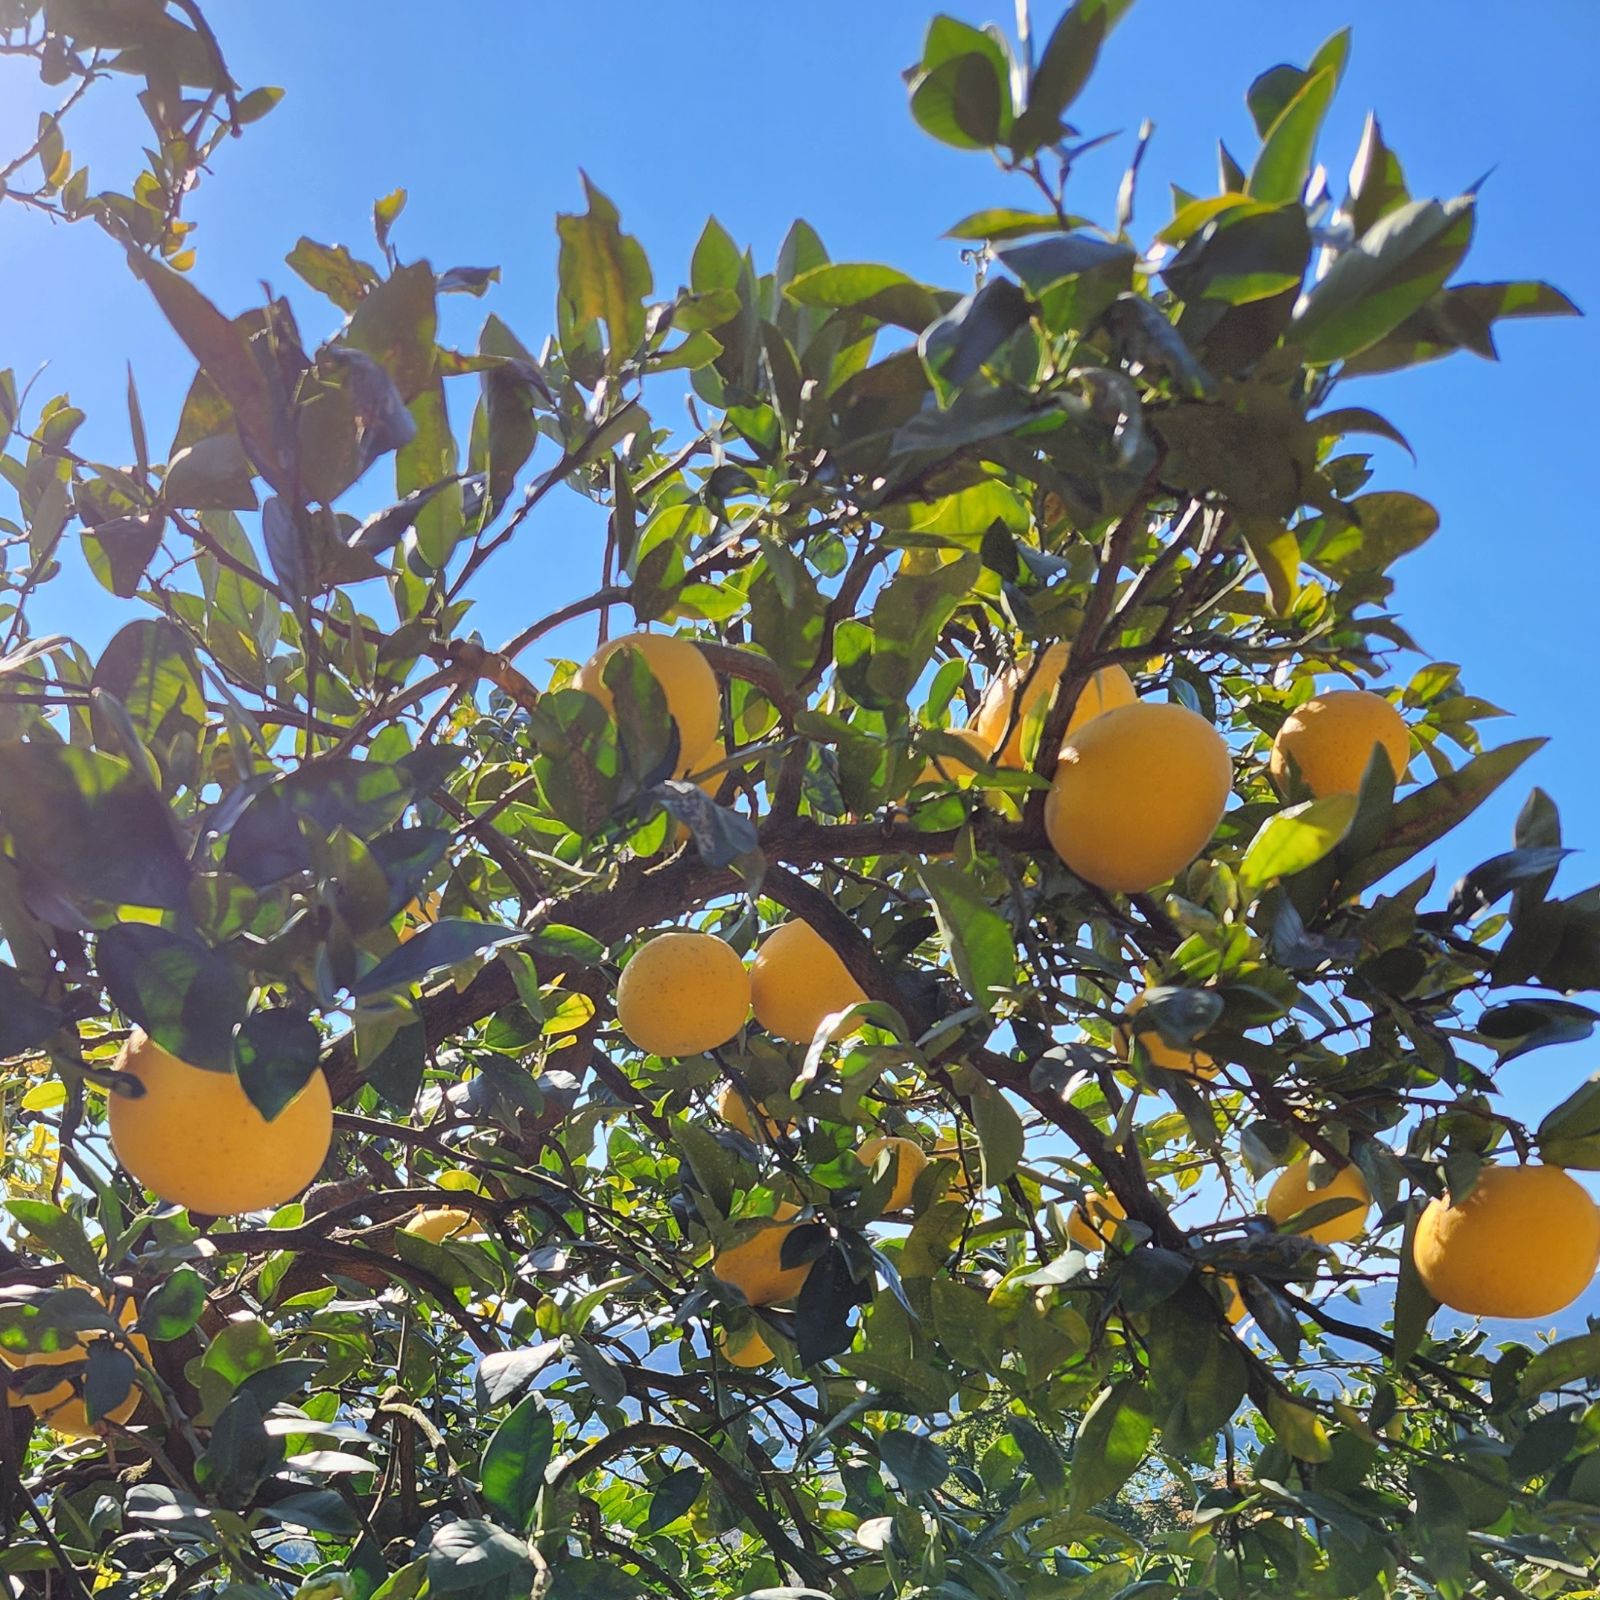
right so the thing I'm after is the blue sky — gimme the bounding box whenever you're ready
[2,0,1598,1138]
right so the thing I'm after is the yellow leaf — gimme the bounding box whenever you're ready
[1240,517,1300,615]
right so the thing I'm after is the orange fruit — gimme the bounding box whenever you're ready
[718,1325,774,1368]
[574,631,720,773]
[1066,1189,1127,1250]
[1413,1164,1600,1319]
[1044,701,1232,893]
[108,1029,333,1216]
[1264,1157,1371,1245]
[1269,690,1410,798]
[403,1207,479,1244]
[1114,992,1218,1080]
[712,1205,811,1307]
[750,920,866,1045]
[1,1287,147,1437]
[715,1081,790,1142]
[615,930,750,1056]
[856,1135,928,1212]
[972,641,1137,768]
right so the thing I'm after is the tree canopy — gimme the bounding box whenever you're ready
[0,5,1596,1600]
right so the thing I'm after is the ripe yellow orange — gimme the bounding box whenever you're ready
[718,1325,774,1368]
[575,631,720,773]
[1269,690,1410,798]
[1413,1164,1600,1319]
[1044,701,1232,893]
[403,1207,478,1244]
[932,1136,980,1201]
[2,1287,147,1437]
[750,920,866,1045]
[1066,1188,1127,1250]
[1212,1272,1248,1326]
[712,1205,811,1307]
[108,1029,333,1216]
[715,1080,790,1142]
[1264,1157,1371,1244]
[857,1135,928,1212]
[398,889,443,943]
[1114,993,1219,1080]
[615,930,750,1057]
[972,641,1137,768]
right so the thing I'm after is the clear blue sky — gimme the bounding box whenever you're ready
[3,1,1597,1124]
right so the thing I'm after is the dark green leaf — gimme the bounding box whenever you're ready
[233,1009,320,1121]
[351,919,527,999]
[1340,739,1544,898]
[909,17,1012,150]
[1248,68,1335,205]
[4,1200,99,1278]
[1010,0,1132,156]
[137,1265,207,1342]
[0,962,61,1055]
[1291,195,1475,366]
[1300,490,1439,579]
[427,1519,532,1593]
[878,1428,950,1494]
[98,922,249,1073]
[479,1392,553,1532]
[917,862,1014,1011]
[644,1466,704,1533]
[1069,1379,1155,1513]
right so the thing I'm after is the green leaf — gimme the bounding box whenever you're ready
[1391,1201,1435,1367]
[123,250,287,493]
[785,263,945,333]
[1291,195,1476,366]
[1339,279,1581,376]
[1345,113,1410,235]
[1240,795,1358,890]
[1301,490,1439,579]
[286,237,380,313]
[196,1389,281,1507]
[0,741,190,908]
[1340,739,1545,898]
[557,175,652,372]
[917,862,1014,1011]
[908,16,1013,150]
[0,962,62,1055]
[1248,68,1335,205]
[351,919,527,999]
[164,430,257,510]
[98,922,249,1073]
[90,620,206,782]
[233,1009,320,1121]
[879,1428,950,1494]
[945,208,1083,241]
[1069,1379,1155,1513]
[970,1084,1025,1189]
[479,1393,554,1533]
[137,1265,207,1342]
[1310,406,1414,460]
[1267,1393,1333,1462]
[4,1201,99,1279]
[82,1338,136,1426]
[644,1466,704,1533]
[1519,1331,1600,1397]
[1011,0,1132,157]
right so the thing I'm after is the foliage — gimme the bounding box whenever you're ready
[0,4,1596,1600]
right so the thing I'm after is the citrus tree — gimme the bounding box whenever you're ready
[2,4,1597,1599]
